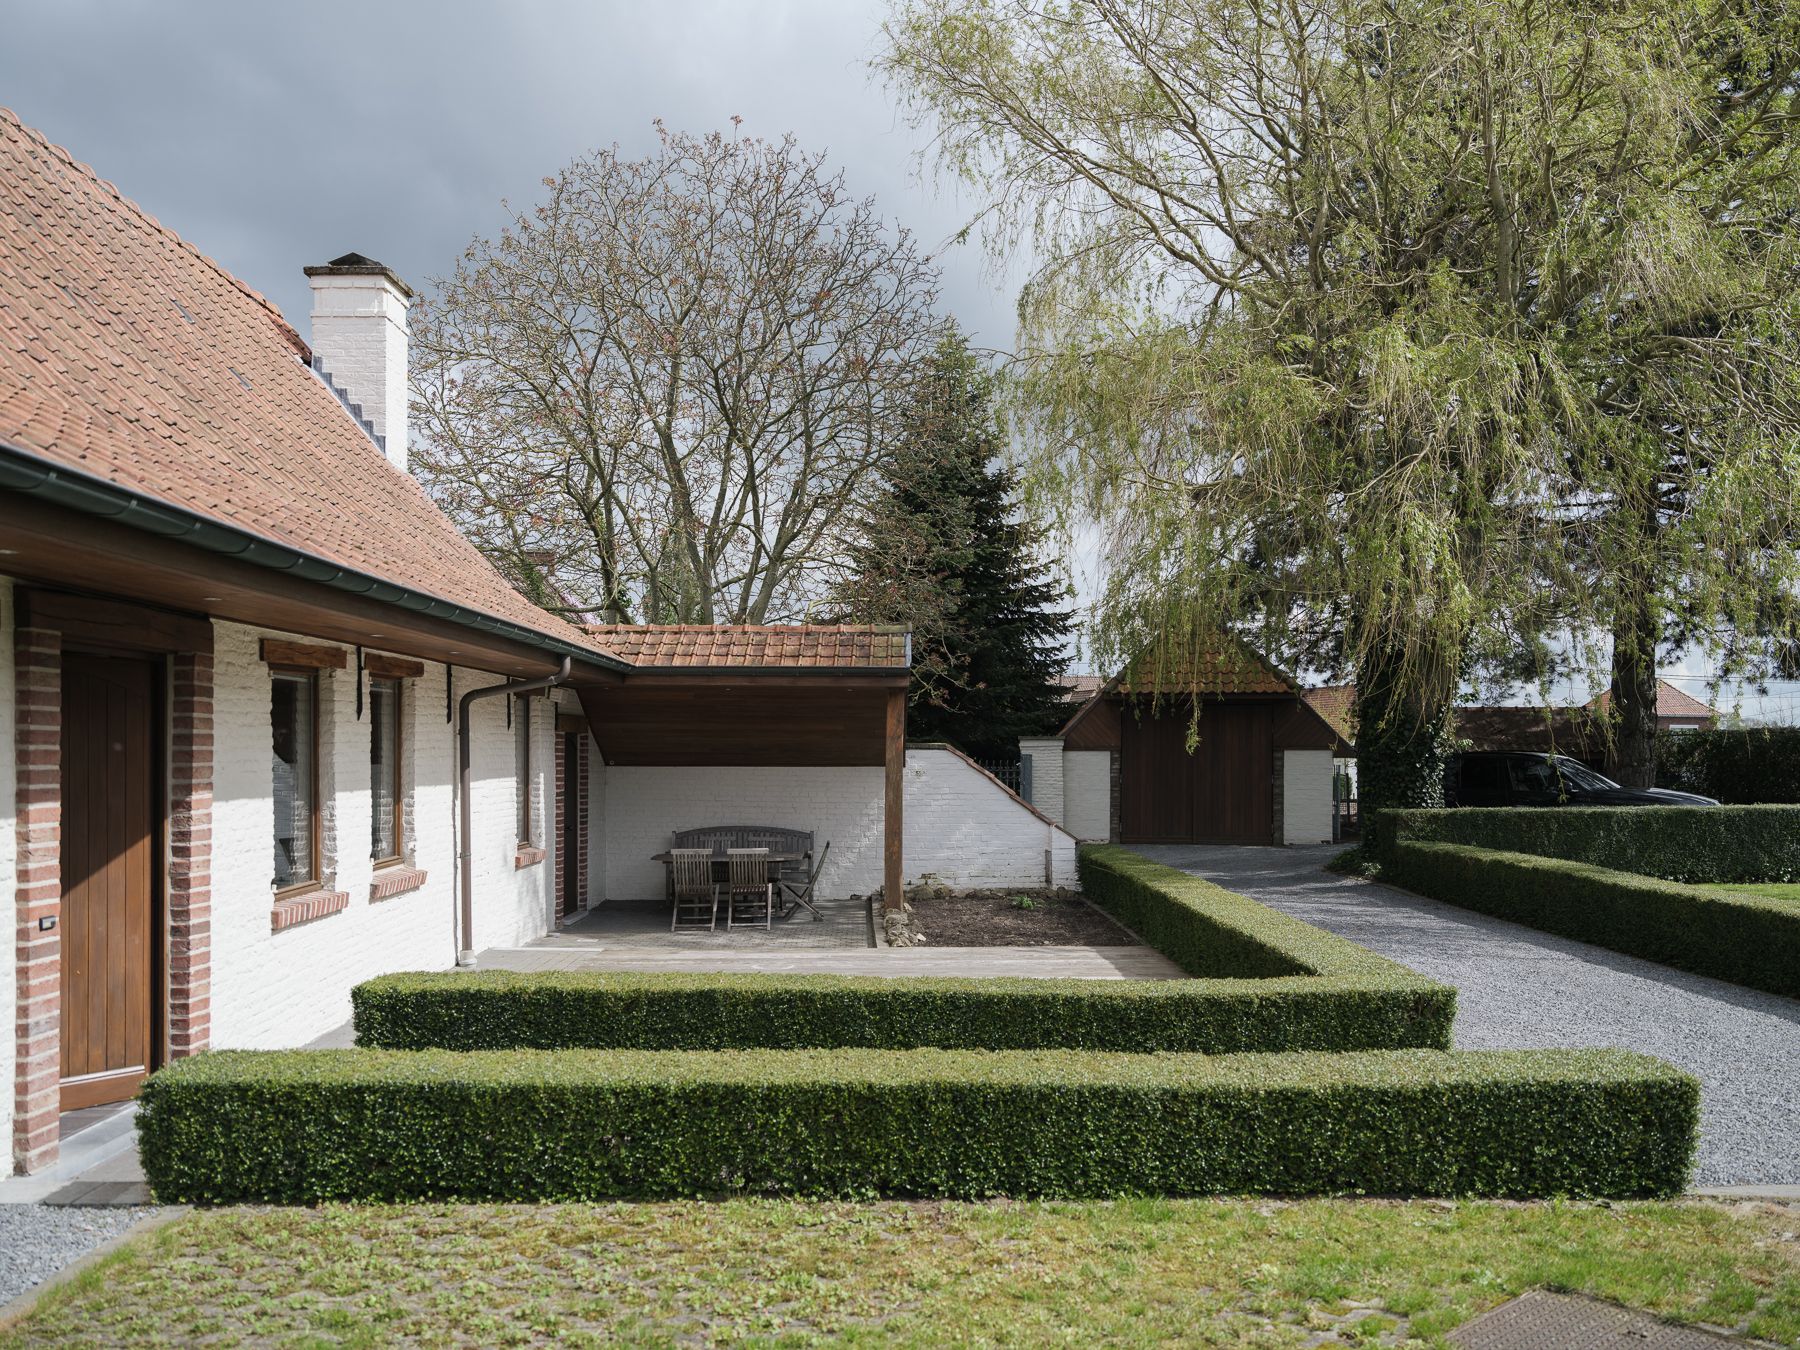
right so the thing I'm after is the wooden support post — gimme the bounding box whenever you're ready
[884,687,905,912]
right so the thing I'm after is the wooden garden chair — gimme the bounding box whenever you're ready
[725,847,774,930]
[669,847,719,933]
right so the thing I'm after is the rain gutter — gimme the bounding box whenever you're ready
[0,440,631,674]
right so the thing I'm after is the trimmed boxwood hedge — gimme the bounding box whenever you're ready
[1375,804,1800,884]
[354,848,1454,1055]
[1384,842,1800,998]
[137,1046,1697,1203]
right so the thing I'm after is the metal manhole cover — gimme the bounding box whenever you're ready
[1450,1290,1744,1348]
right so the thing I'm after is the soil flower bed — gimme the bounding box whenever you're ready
[901,885,1137,946]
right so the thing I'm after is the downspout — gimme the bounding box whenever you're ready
[457,657,571,966]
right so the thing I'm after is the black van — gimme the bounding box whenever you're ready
[1443,752,1719,808]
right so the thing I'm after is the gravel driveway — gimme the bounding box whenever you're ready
[0,1205,159,1307]
[1134,843,1800,1188]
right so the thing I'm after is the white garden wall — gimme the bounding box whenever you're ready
[1281,748,1335,845]
[1018,737,1065,825]
[1063,750,1113,842]
[905,747,1078,889]
[0,577,16,1161]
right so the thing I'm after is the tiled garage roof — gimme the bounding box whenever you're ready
[0,109,615,662]
[1301,684,1356,744]
[1114,640,1296,696]
[583,624,910,669]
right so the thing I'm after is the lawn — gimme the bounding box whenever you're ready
[1710,882,1800,913]
[5,1199,1796,1347]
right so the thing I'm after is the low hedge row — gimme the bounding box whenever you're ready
[355,967,1450,1055]
[1374,804,1800,884]
[137,1046,1697,1203]
[1383,842,1800,998]
[354,848,1455,1055]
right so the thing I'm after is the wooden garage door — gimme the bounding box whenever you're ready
[1119,700,1274,844]
[60,653,159,1110]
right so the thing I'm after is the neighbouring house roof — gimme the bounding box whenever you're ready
[1307,677,1719,760]
[1057,673,1105,703]
[0,108,622,668]
[582,624,911,670]
[1301,684,1356,746]
[1591,679,1719,723]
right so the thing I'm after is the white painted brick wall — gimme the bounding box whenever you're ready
[906,748,1078,889]
[599,748,1079,900]
[1281,748,1336,845]
[209,623,557,1046]
[1063,750,1113,842]
[602,765,886,900]
[0,577,16,1164]
[1018,737,1065,825]
[307,272,410,473]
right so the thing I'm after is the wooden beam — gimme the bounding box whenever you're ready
[884,687,905,913]
[365,652,426,679]
[259,637,348,669]
[16,586,213,655]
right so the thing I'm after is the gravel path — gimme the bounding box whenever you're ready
[1135,844,1800,1188]
[0,1205,160,1307]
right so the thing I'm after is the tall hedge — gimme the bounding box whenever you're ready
[1383,842,1800,998]
[1374,804,1800,883]
[137,1046,1697,1204]
[1657,728,1800,804]
[355,848,1454,1055]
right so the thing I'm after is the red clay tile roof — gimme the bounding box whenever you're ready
[0,109,616,663]
[582,624,910,669]
[1591,679,1719,722]
[1301,684,1356,744]
[1114,638,1295,696]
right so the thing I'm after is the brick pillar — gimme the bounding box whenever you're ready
[167,652,213,1059]
[13,626,60,1173]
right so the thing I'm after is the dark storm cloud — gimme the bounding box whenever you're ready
[0,0,1017,348]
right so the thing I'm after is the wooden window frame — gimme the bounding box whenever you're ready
[369,675,405,868]
[515,693,534,847]
[270,664,322,898]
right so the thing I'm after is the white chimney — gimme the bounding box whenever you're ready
[303,253,413,472]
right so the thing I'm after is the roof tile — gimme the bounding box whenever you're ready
[583,624,909,670]
[0,108,614,663]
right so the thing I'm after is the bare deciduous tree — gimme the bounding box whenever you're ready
[412,125,946,623]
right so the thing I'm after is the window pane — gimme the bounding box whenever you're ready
[370,678,399,861]
[515,696,531,843]
[271,671,316,888]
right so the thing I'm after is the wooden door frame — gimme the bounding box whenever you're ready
[57,648,166,1110]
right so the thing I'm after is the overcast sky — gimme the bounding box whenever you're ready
[5,2,1792,716]
[0,0,1017,348]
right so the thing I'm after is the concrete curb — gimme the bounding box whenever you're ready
[0,1207,184,1332]
[1689,1185,1800,1202]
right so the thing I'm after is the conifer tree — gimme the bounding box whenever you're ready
[841,333,1074,759]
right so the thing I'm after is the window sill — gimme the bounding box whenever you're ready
[270,888,349,932]
[514,845,546,870]
[370,866,428,902]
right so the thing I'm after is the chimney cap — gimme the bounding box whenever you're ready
[303,252,414,298]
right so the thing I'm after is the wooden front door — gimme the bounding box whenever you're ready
[60,653,160,1110]
[1119,700,1275,844]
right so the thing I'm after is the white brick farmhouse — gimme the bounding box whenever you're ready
[0,110,1072,1177]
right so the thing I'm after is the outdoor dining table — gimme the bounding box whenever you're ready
[651,849,807,921]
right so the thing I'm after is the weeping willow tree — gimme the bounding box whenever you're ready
[883,0,1800,807]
